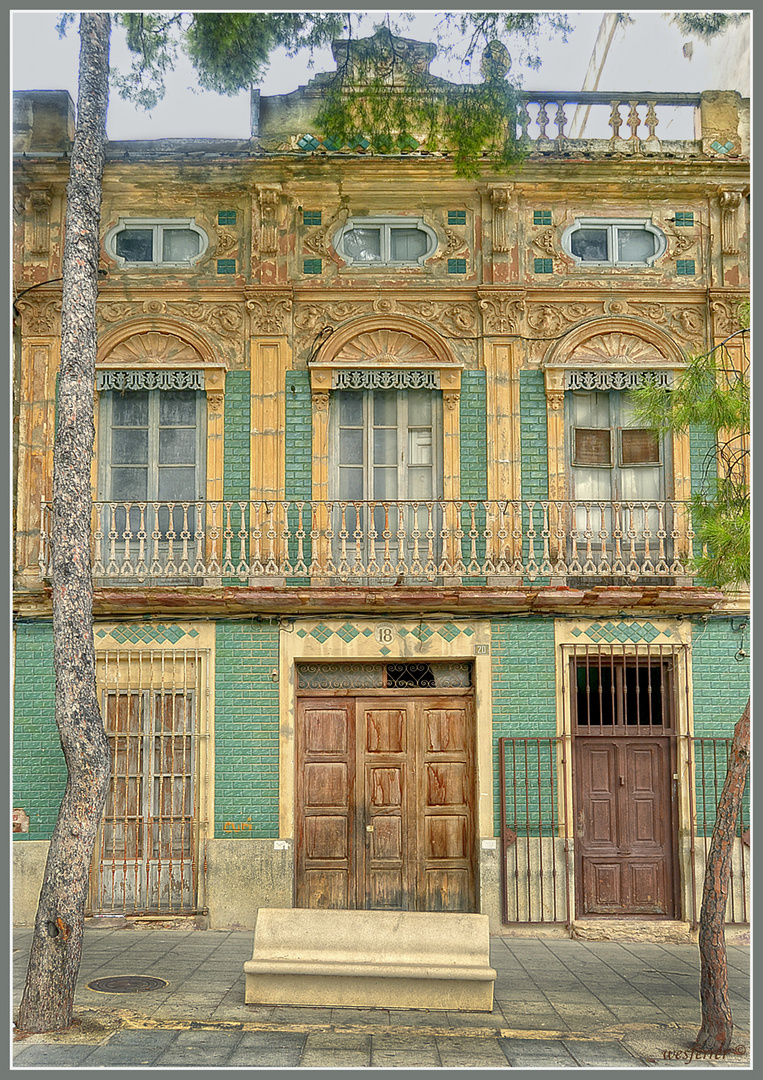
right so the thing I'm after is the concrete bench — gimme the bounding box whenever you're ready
[244,907,496,1011]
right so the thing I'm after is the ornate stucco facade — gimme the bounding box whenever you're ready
[13,37,749,937]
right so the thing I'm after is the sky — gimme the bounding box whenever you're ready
[11,10,751,142]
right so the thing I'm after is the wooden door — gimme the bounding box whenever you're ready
[418,699,476,912]
[295,699,356,909]
[576,737,674,916]
[358,700,415,909]
[295,694,476,911]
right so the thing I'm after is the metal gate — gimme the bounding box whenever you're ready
[90,648,209,915]
[499,735,749,927]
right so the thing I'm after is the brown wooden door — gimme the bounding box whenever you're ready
[576,737,675,916]
[295,694,475,911]
[419,699,476,912]
[295,699,356,909]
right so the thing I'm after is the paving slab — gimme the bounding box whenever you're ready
[371,1046,442,1067]
[499,1037,579,1067]
[561,1038,642,1066]
[299,1048,371,1067]
[13,1042,100,1068]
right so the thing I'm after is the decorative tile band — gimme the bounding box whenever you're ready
[570,621,674,644]
[95,624,199,645]
[295,621,475,644]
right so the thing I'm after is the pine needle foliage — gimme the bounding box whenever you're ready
[60,11,572,178]
[628,323,749,590]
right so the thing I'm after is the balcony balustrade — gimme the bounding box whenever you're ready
[515,90,702,148]
[39,499,700,586]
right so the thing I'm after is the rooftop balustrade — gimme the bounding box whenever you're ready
[39,499,702,586]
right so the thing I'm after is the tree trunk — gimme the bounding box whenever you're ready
[694,697,750,1053]
[16,12,112,1035]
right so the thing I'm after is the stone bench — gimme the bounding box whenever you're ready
[243,907,496,1011]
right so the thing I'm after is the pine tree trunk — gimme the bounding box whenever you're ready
[16,12,112,1035]
[694,697,750,1053]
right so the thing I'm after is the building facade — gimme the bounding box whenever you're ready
[13,36,750,937]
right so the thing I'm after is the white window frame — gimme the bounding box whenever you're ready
[333,216,438,267]
[105,217,209,268]
[562,217,666,267]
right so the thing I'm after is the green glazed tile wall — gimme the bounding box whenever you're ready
[223,371,251,502]
[13,622,64,840]
[491,619,557,828]
[214,621,280,836]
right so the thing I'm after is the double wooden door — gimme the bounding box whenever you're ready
[575,737,676,916]
[295,694,476,912]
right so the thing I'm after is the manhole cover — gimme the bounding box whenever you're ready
[87,975,168,994]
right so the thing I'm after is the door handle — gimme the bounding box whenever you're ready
[577,811,585,838]
[366,825,374,833]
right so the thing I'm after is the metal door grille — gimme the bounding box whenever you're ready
[498,733,749,926]
[91,648,209,915]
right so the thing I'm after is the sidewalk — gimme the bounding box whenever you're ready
[12,926,750,1068]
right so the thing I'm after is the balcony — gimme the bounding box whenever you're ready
[39,499,703,587]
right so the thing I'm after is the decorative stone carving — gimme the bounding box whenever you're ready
[246,292,293,334]
[294,302,365,334]
[478,292,525,334]
[532,228,556,255]
[488,185,513,252]
[294,299,478,346]
[312,390,329,413]
[546,391,564,410]
[710,298,744,337]
[556,331,669,367]
[97,300,243,338]
[207,391,224,412]
[15,296,61,335]
[403,301,476,337]
[29,189,51,254]
[444,227,467,256]
[525,303,594,337]
[718,187,744,255]
[216,229,238,257]
[96,369,205,392]
[175,302,243,337]
[443,391,460,412]
[256,184,281,254]
[99,301,136,322]
[333,329,438,367]
[103,331,203,368]
[667,229,695,257]
[628,302,705,344]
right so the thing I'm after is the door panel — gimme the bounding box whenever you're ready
[576,738,673,916]
[359,701,413,911]
[295,693,476,912]
[419,700,476,913]
[295,701,355,909]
